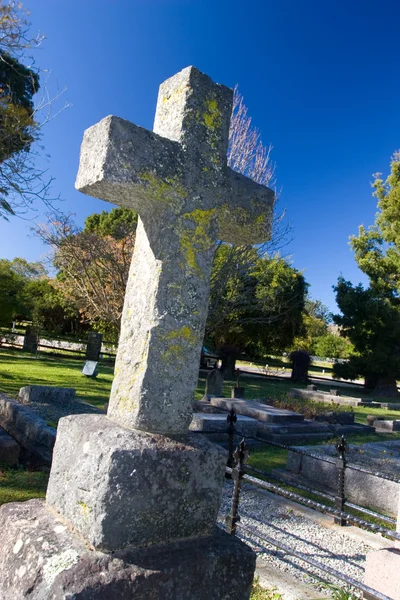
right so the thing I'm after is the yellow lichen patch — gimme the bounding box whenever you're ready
[77,501,91,515]
[203,98,221,132]
[139,172,186,205]
[179,208,216,275]
[161,326,198,365]
[166,325,197,343]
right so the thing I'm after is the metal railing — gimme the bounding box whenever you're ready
[224,431,395,600]
[192,408,398,599]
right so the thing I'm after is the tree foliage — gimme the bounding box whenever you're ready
[333,152,400,396]
[0,1,66,218]
[35,208,137,339]
[206,246,306,358]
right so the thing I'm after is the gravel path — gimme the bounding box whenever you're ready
[218,480,383,598]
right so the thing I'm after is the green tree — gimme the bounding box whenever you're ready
[314,332,353,359]
[333,152,400,396]
[0,1,65,218]
[290,297,330,353]
[206,248,306,374]
[0,258,25,324]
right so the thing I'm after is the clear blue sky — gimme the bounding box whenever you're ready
[1,0,399,311]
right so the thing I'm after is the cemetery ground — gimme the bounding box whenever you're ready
[1,346,400,512]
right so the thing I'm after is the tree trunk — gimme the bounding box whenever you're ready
[291,365,309,384]
[364,373,379,391]
[372,376,399,398]
[220,354,236,380]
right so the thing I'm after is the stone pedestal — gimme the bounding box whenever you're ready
[364,548,400,600]
[0,499,255,600]
[46,415,227,551]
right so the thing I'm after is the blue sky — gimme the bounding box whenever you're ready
[1,0,399,311]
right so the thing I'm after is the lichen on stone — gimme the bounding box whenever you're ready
[178,208,216,275]
[43,549,79,584]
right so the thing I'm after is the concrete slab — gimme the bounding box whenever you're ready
[210,398,305,423]
[190,413,258,437]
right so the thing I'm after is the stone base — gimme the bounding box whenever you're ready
[47,414,227,551]
[0,392,56,465]
[0,499,255,600]
[364,547,400,600]
[0,426,19,466]
[190,412,258,437]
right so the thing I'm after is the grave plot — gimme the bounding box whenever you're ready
[0,386,102,466]
[277,440,400,518]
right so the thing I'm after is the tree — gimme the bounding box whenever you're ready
[0,1,66,218]
[289,297,330,354]
[313,332,353,359]
[0,258,25,324]
[333,152,400,396]
[36,208,137,339]
[206,247,306,376]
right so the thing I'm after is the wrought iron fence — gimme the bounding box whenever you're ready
[193,408,399,600]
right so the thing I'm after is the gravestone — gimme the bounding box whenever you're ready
[204,368,224,399]
[85,331,102,361]
[0,67,273,599]
[22,326,38,353]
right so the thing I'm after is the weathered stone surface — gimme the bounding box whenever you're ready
[0,392,56,465]
[75,66,274,435]
[46,414,227,551]
[0,426,19,466]
[204,368,224,398]
[0,499,255,600]
[364,548,400,600]
[372,418,400,432]
[231,386,245,398]
[19,385,76,405]
[22,326,38,353]
[290,387,362,406]
[190,412,258,437]
[285,443,400,517]
[210,397,305,423]
[85,331,102,361]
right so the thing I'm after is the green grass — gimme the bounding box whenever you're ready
[0,349,114,409]
[250,580,282,600]
[0,468,48,505]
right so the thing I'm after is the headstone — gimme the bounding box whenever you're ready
[82,360,98,377]
[19,385,76,405]
[307,384,317,391]
[0,67,274,599]
[85,331,102,361]
[22,326,38,353]
[204,368,224,399]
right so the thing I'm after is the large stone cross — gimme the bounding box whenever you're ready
[76,66,274,435]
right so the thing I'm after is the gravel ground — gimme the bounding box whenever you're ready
[218,481,378,597]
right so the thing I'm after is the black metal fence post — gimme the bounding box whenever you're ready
[226,408,237,479]
[334,435,348,526]
[226,438,249,535]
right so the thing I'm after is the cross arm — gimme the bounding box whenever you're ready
[217,168,275,245]
[75,115,185,213]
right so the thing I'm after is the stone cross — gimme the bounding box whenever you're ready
[76,66,274,435]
